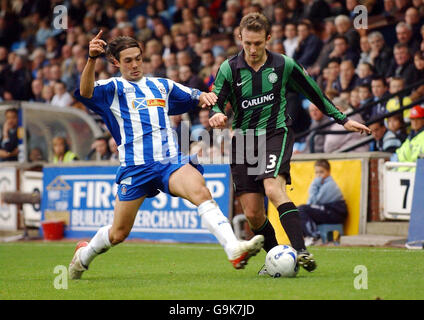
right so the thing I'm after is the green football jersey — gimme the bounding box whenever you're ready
[212,50,348,135]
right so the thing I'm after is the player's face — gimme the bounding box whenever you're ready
[240,28,270,68]
[117,47,143,81]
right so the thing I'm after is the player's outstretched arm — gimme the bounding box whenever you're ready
[343,119,371,135]
[80,30,107,98]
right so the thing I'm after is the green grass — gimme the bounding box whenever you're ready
[0,242,423,300]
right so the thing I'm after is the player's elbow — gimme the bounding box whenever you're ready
[79,88,93,99]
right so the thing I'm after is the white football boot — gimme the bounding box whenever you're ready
[229,235,264,269]
[69,241,88,279]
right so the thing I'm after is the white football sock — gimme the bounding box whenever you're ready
[80,225,112,267]
[198,200,239,259]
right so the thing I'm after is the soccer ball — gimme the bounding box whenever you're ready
[265,245,299,278]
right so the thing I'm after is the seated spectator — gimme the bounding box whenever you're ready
[52,136,78,163]
[404,6,422,41]
[301,103,329,153]
[298,159,348,244]
[370,76,390,118]
[191,108,214,146]
[334,14,360,51]
[150,53,167,78]
[86,136,112,161]
[395,22,420,55]
[317,58,340,92]
[386,77,412,121]
[334,60,359,92]
[368,31,393,77]
[293,20,323,68]
[0,108,19,161]
[358,34,372,66]
[30,78,44,102]
[299,0,331,31]
[395,105,424,170]
[368,119,402,153]
[323,97,369,152]
[283,22,298,58]
[41,84,54,104]
[28,147,45,162]
[358,83,374,122]
[410,50,424,85]
[51,81,73,108]
[321,35,359,70]
[386,43,417,83]
[356,62,374,86]
[387,113,408,143]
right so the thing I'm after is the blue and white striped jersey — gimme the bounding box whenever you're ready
[75,76,200,166]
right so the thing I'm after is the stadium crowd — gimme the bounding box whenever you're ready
[0,0,424,163]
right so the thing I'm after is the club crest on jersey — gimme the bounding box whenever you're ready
[132,98,166,110]
[268,72,278,84]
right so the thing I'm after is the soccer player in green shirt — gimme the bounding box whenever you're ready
[209,13,370,273]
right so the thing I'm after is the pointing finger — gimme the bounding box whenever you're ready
[93,29,103,40]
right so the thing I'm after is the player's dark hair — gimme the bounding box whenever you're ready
[106,36,143,62]
[239,12,271,37]
[315,159,330,171]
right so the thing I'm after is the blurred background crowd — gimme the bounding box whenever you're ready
[1,0,424,163]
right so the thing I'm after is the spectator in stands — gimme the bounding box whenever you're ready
[51,81,73,108]
[323,97,369,152]
[87,136,112,161]
[41,84,54,104]
[28,147,44,162]
[30,78,44,102]
[150,53,167,78]
[166,65,180,83]
[0,54,32,100]
[270,39,285,54]
[358,83,374,122]
[298,159,348,244]
[358,34,372,66]
[356,62,374,86]
[283,22,298,58]
[293,20,323,68]
[308,17,338,76]
[405,6,422,41]
[382,0,397,17]
[334,60,359,92]
[317,58,340,93]
[387,113,408,143]
[52,136,78,163]
[395,105,424,169]
[370,76,390,118]
[368,31,393,77]
[395,22,420,55]
[386,43,416,83]
[369,119,402,152]
[321,35,359,70]
[198,49,215,81]
[299,0,331,30]
[301,103,329,153]
[0,108,19,162]
[285,0,303,24]
[334,15,360,52]
[410,51,424,101]
[386,77,412,121]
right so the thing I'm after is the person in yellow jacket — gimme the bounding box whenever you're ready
[52,136,78,163]
[395,105,424,171]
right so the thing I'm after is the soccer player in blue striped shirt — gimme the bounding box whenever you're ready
[68,31,264,279]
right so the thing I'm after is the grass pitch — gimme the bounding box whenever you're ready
[0,241,423,300]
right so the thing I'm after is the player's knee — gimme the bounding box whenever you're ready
[264,184,280,202]
[109,228,130,245]
[192,186,212,204]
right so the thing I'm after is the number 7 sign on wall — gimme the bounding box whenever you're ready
[383,162,416,220]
